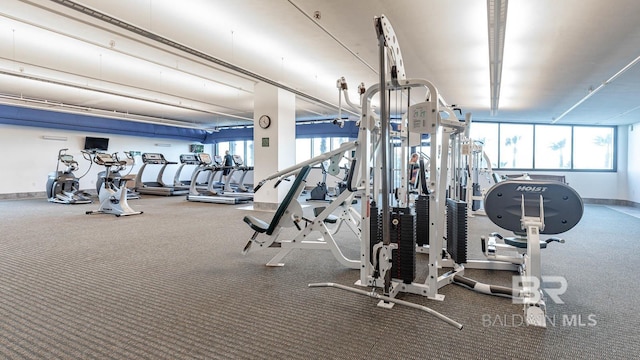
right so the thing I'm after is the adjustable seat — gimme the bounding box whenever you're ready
[242,166,312,252]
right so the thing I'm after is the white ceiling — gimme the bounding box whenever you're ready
[1,0,639,130]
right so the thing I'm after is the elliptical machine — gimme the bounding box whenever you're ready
[46,148,92,204]
[86,153,143,217]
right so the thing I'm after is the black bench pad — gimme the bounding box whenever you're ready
[244,215,269,233]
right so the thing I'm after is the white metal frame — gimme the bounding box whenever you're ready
[243,141,362,268]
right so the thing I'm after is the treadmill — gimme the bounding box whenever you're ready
[173,154,201,188]
[186,153,252,204]
[134,153,189,196]
[224,155,254,194]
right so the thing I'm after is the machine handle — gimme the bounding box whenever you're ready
[545,237,565,244]
[253,180,265,192]
[273,177,291,188]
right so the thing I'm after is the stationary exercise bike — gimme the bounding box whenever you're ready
[96,152,140,200]
[86,153,143,217]
[307,162,330,201]
[46,148,92,204]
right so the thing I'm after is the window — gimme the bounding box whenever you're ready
[470,122,499,168]
[331,137,350,151]
[534,125,571,169]
[573,127,615,170]
[296,138,311,164]
[469,122,615,171]
[312,137,329,158]
[229,140,244,162]
[499,124,533,169]
[331,137,351,167]
[219,137,354,169]
[295,137,353,163]
[216,123,616,173]
[245,141,254,166]
[215,140,254,166]
[217,142,229,157]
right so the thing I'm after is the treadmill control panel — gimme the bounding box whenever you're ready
[198,153,212,165]
[142,153,167,164]
[180,154,200,164]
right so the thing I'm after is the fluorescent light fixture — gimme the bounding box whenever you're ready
[155,143,172,147]
[487,0,508,116]
[0,16,251,124]
[42,135,67,141]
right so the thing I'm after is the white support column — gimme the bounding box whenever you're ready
[253,82,296,211]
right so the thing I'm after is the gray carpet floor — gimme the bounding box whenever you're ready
[0,195,638,359]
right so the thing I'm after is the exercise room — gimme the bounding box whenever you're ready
[1,1,639,359]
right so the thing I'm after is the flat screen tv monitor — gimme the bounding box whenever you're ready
[84,136,109,151]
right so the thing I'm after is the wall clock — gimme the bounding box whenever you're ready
[259,115,271,129]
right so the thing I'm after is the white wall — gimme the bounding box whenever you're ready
[627,122,640,203]
[563,172,623,200]
[490,170,621,200]
[616,125,629,201]
[0,124,215,195]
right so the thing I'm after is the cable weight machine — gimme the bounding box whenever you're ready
[308,13,583,330]
[309,14,467,329]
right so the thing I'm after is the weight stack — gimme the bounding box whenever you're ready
[446,198,468,264]
[390,207,416,284]
[415,195,429,246]
[472,183,482,211]
[459,184,467,201]
[369,203,382,269]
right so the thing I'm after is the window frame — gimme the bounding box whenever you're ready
[469,122,617,172]
[218,123,617,173]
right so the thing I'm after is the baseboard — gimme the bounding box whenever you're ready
[582,198,640,208]
[0,189,97,200]
[0,191,48,200]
